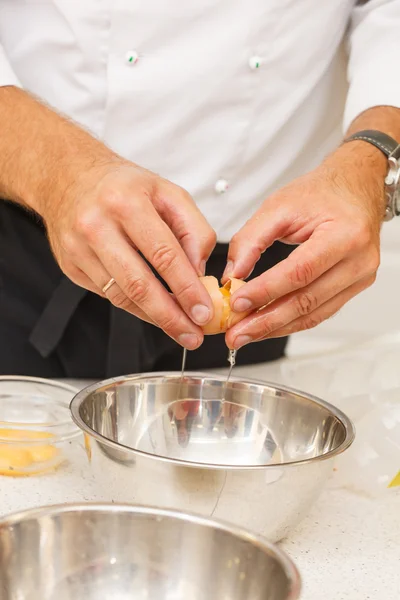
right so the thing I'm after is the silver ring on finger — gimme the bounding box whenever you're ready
[102,277,116,294]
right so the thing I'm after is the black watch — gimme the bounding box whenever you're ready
[344,129,400,221]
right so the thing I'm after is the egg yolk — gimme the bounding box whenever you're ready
[220,283,231,329]
[0,429,60,477]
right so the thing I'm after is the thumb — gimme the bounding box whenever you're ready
[222,202,289,283]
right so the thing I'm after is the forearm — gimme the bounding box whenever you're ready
[346,105,400,139]
[0,86,117,216]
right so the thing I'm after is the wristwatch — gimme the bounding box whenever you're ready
[344,129,400,221]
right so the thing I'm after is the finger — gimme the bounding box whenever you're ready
[104,282,157,325]
[222,200,292,282]
[226,251,371,348]
[229,227,354,313]
[66,247,156,325]
[91,228,204,350]
[154,181,217,275]
[259,275,375,339]
[121,199,214,326]
[227,276,374,348]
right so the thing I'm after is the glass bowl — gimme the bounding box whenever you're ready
[0,376,82,477]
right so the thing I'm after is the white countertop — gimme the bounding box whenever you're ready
[281,485,399,600]
[1,354,399,600]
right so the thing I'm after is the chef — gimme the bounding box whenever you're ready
[1,1,400,378]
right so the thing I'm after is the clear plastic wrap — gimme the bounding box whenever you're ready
[229,333,400,497]
[276,333,400,496]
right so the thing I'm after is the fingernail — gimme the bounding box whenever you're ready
[233,298,252,312]
[199,260,206,276]
[191,304,210,324]
[233,334,253,349]
[179,333,200,350]
[223,261,234,280]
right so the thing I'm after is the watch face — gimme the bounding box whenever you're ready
[393,164,400,216]
[395,188,400,216]
[384,160,400,219]
[395,163,400,187]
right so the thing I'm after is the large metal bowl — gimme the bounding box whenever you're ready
[70,372,355,541]
[0,503,301,600]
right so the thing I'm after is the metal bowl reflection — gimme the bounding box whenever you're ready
[70,372,355,541]
[0,503,300,600]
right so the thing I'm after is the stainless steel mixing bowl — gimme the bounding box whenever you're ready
[70,373,355,541]
[0,503,301,600]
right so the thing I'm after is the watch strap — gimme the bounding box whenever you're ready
[344,129,400,222]
[344,129,400,159]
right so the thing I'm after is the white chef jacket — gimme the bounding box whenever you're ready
[0,1,399,242]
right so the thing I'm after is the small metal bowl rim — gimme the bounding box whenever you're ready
[0,501,301,600]
[0,375,82,442]
[70,371,355,471]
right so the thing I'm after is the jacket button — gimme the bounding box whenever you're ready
[215,179,229,194]
[125,50,139,65]
[249,56,262,70]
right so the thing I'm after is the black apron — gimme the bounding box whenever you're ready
[0,201,292,378]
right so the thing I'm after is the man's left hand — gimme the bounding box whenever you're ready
[223,142,386,350]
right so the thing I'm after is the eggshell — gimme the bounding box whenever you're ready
[199,276,224,334]
[199,276,252,334]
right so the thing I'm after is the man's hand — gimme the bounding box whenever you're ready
[223,139,387,350]
[0,87,216,349]
[45,161,217,349]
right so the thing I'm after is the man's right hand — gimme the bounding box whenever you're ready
[45,161,216,349]
[0,88,216,350]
